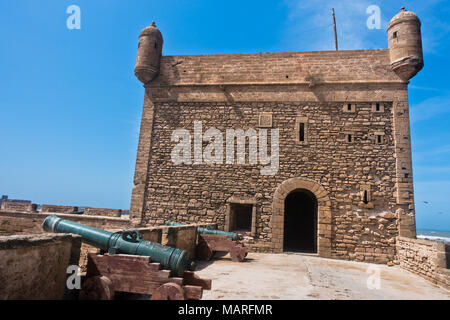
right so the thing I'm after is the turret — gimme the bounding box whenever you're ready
[134,21,163,84]
[387,7,423,81]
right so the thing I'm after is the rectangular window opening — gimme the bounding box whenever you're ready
[347,134,353,142]
[376,103,380,111]
[377,135,382,144]
[347,104,352,111]
[230,204,252,232]
[299,123,305,142]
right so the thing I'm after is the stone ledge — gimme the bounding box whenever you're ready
[0,233,81,250]
[398,236,448,247]
[0,210,130,223]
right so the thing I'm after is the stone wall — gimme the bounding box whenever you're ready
[0,201,36,213]
[0,233,81,299]
[0,211,132,237]
[41,205,79,214]
[138,100,399,262]
[397,236,450,290]
[0,212,44,235]
[84,207,122,217]
[162,225,198,259]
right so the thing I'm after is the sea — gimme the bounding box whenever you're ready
[416,229,450,244]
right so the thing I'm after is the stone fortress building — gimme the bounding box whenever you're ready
[130,8,424,264]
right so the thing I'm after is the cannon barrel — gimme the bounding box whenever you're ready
[166,221,243,241]
[42,215,196,276]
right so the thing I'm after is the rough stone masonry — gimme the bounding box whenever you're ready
[129,8,424,265]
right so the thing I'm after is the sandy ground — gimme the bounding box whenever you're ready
[195,252,450,300]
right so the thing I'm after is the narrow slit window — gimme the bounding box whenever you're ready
[376,103,380,111]
[363,190,369,204]
[299,123,305,142]
[377,135,382,144]
[393,31,398,39]
[347,104,352,111]
[347,134,353,142]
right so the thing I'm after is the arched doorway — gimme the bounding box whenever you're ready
[283,189,317,253]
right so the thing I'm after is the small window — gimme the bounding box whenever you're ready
[230,204,252,232]
[154,42,158,49]
[363,190,369,204]
[347,134,353,142]
[372,103,384,112]
[295,116,308,143]
[377,135,382,144]
[299,123,305,142]
[393,31,398,39]
[404,173,409,178]
[343,103,355,113]
[360,185,372,205]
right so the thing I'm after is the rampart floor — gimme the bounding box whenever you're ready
[195,252,450,300]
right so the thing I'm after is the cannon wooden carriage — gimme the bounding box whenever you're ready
[196,233,249,262]
[80,253,211,300]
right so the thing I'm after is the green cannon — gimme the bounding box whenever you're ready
[166,221,243,241]
[42,215,196,276]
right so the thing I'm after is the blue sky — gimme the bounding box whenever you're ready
[0,1,449,231]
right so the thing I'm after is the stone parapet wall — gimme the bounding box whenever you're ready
[0,233,81,299]
[41,205,79,214]
[397,236,450,290]
[0,211,132,236]
[154,50,400,87]
[162,225,198,259]
[0,201,36,213]
[84,207,122,217]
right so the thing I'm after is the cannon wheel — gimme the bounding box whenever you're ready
[196,239,214,261]
[230,244,247,262]
[79,275,115,300]
[151,283,185,300]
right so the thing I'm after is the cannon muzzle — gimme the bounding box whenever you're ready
[42,215,195,276]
